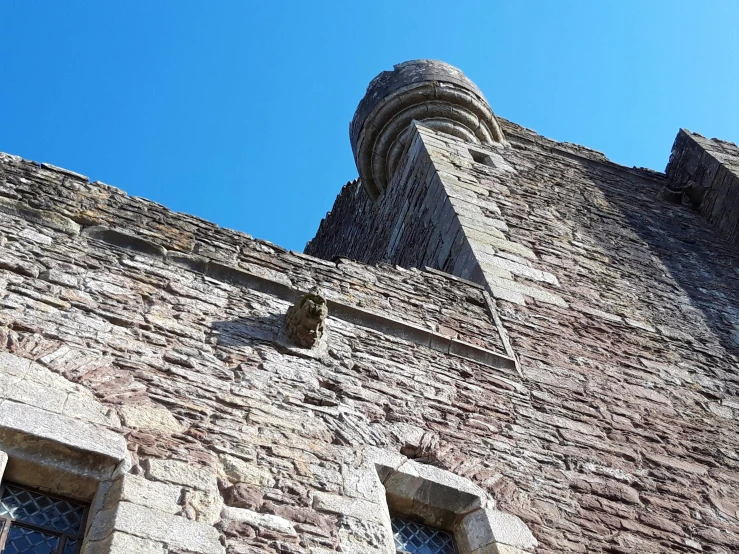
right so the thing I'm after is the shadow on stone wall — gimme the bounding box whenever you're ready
[582,163,739,370]
[209,313,285,348]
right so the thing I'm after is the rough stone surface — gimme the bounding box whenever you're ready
[219,453,276,487]
[312,491,385,524]
[84,531,166,554]
[142,459,217,492]
[666,129,739,246]
[119,404,185,434]
[106,474,182,514]
[0,399,127,469]
[1,60,739,554]
[221,506,297,536]
[89,501,224,554]
[461,509,538,552]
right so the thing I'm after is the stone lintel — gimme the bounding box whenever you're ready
[0,400,128,477]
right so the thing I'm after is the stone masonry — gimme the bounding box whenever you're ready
[0,59,738,554]
[308,61,739,552]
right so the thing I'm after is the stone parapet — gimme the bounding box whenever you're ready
[666,128,739,247]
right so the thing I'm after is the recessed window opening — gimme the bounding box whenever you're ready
[391,515,458,554]
[468,148,495,168]
[0,482,89,554]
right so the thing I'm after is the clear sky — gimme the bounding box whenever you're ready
[2,2,738,252]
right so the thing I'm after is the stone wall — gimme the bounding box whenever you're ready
[2,111,739,553]
[0,152,529,553]
[665,129,739,247]
[306,128,477,280]
[307,121,739,553]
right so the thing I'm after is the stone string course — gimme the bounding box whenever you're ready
[308,119,739,552]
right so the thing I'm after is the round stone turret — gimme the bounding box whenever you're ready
[350,59,505,199]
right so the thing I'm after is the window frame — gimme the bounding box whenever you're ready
[0,481,90,554]
[369,447,538,554]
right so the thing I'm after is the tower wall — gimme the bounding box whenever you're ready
[306,125,478,281]
[305,62,739,553]
[666,129,739,247]
[1,58,739,554]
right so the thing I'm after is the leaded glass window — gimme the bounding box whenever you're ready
[0,483,88,554]
[391,516,458,554]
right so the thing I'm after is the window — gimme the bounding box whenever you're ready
[0,483,88,554]
[312,447,538,554]
[468,148,495,167]
[391,516,458,554]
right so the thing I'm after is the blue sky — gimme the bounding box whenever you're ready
[2,2,738,252]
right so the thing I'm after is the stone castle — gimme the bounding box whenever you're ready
[0,59,737,554]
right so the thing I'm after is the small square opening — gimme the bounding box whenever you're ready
[468,149,494,167]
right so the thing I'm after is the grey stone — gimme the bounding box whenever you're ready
[460,509,538,552]
[18,227,53,245]
[0,196,80,235]
[336,515,395,554]
[312,491,384,523]
[119,404,184,434]
[89,501,224,554]
[84,531,166,554]
[0,352,33,377]
[1,378,67,413]
[0,400,128,466]
[63,392,121,428]
[106,474,182,514]
[219,453,275,487]
[221,506,296,535]
[189,489,224,524]
[143,458,217,492]
[485,276,567,307]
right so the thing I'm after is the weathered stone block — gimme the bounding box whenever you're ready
[0,400,128,467]
[143,458,218,492]
[219,453,275,487]
[84,531,166,554]
[312,491,385,524]
[89,501,224,554]
[221,506,297,536]
[105,474,182,514]
[119,404,184,434]
[459,510,537,553]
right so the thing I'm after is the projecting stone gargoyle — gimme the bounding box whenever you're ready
[285,286,328,348]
